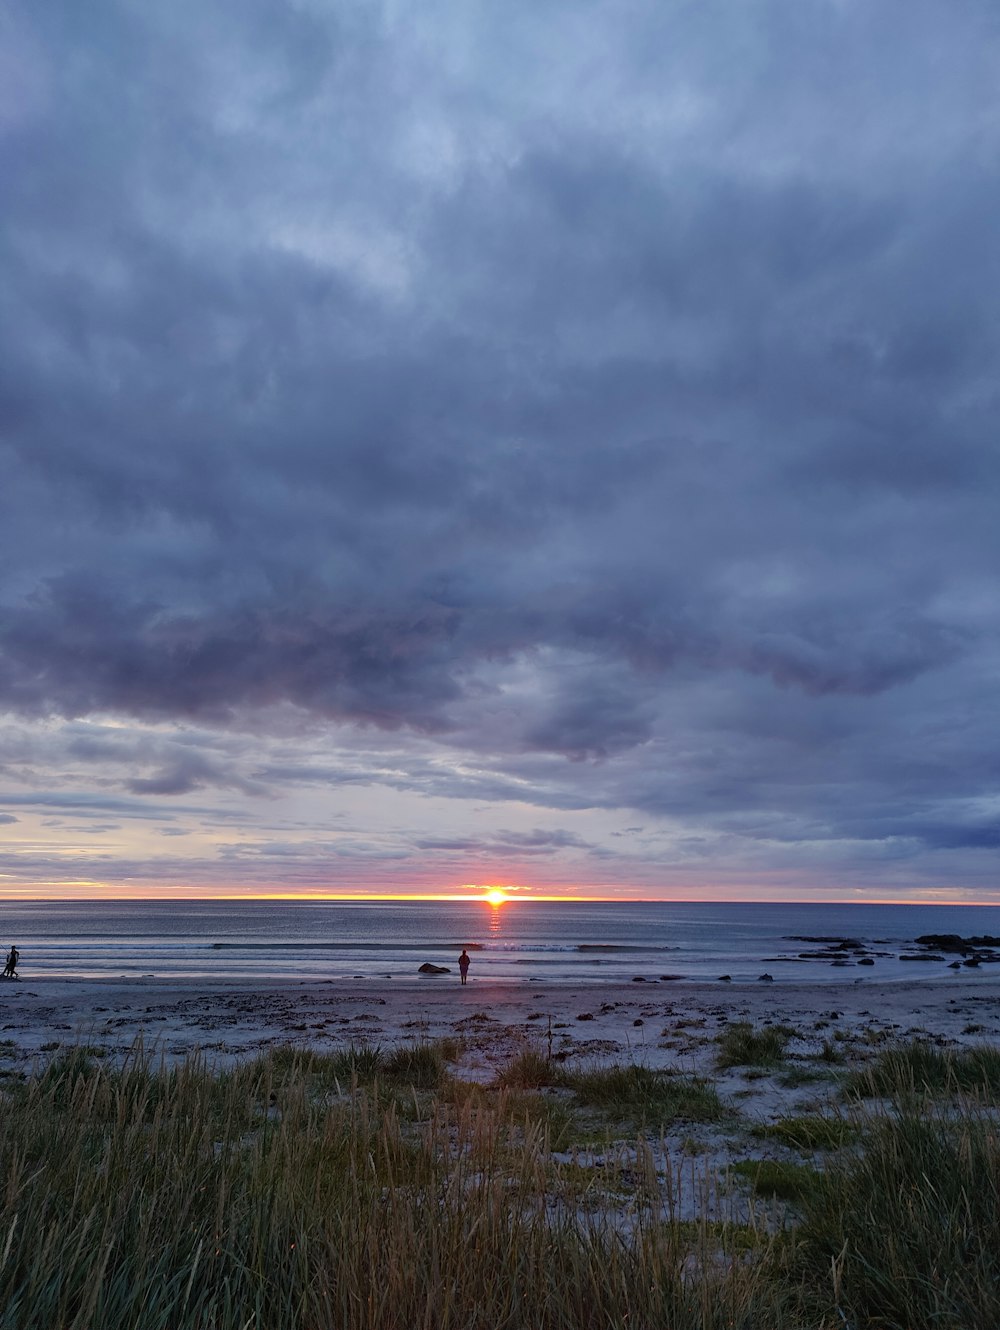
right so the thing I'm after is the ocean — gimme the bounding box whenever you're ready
[1,898,998,986]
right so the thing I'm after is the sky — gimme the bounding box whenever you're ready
[1,0,999,904]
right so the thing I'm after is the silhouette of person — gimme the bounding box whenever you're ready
[2,945,18,979]
[458,949,470,985]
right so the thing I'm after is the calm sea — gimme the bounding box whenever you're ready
[1,899,998,986]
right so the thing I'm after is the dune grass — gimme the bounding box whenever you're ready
[0,1041,799,1330]
[845,1038,1000,1100]
[559,1062,727,1125]
[714,1022,797,1069]
[4,1037,1000,1328]
[797,1100,1000,1328]
[750,1114,856,1152]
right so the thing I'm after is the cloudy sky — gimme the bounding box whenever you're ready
[2,0,999,902]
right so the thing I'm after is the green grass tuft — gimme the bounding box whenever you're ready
[560,1063,727,1124]
[715,1022,795,1069]
[729,1158,825,1202]
[846,1039,1000,1100]
[750,1115,855,1152]
[797,1102,1000,1328]
[496,1044,558,1090]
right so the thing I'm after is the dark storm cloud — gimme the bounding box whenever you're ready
[415,829,592,856]
[2,0,1000,890]
[0,791,250,823]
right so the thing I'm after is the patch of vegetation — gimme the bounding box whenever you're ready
[715,1022,796,1069]
[3,1041,814,1329]
[328,1042,385,1081]
[561,1063,727,1124]
[751,1115,856,1152]
[667,1219,774,1255]
[382,1041,449,1089]
[729,1158,825,1202]
[797,1103,1000,1328]
[846,1040,1000,1100]
[496,1044,558,1090]
[776,1066,834,1089]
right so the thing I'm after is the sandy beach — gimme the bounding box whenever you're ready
[4,971,999,1120]
[4,971,1000,1325]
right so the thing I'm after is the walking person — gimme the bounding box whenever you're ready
[2,945,18,979]
[458,949,470,985]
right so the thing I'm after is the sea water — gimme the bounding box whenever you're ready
[1,899,998,985]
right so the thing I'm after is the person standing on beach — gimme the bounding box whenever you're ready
[2,945,18,979]
[459,949,470,985]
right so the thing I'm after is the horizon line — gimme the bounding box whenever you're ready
[1,891,998,907]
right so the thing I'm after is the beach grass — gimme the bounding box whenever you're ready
[559,1062,727,1125]
[0,1041,804,1330]
[3,1037,1000,1328]
[845,1038,1000,1100]
[714,1021,796,1069]
[796,1099,1000,1328]
[750,1114,856,1152]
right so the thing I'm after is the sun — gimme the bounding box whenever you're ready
[483,888,509,906]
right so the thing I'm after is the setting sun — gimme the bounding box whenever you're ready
[483,889,509,906]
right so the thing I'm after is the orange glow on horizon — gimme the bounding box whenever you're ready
[483,888,509,906]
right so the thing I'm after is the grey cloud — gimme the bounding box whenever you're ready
[415,828,591,856]
[1,0,999,894]
[0,791,250,822]
[0,813,18,825]
[126,753,269,798]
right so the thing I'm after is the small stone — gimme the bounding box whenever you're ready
[633,1018,644,1027]
[758,973,774,982]
[576,1012,594,1021]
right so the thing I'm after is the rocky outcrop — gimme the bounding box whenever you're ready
[913,935,1000,966]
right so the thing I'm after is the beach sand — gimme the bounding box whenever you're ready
[3,973,999,1226]
[2,970,998,1089]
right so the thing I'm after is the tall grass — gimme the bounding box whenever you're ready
[560,1063,727,1124]
[6,1038,999,1328]
[715,1022,795,1069]
[846,1039,1000,1100]
[797,1101,1000,1328]
[0,1042,797,1330]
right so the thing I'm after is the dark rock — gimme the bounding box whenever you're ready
[786,936,863,948]
[632,976,647,982]
[948,961,962,969]
[718,975,732,982]
[758,973,774,982]
[900,953,944,962]
[633,1018,644,1027]
[857,958,875,965]
[576,1012,594,1021]
[915,934,968,953]
[659,974,685,981]
[418,963,450,975]
[916,934,1000,952]
[963,957,981,967]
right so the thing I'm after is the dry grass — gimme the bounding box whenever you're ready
[3,1037,1000,1328]
[0,1041,797,1330]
